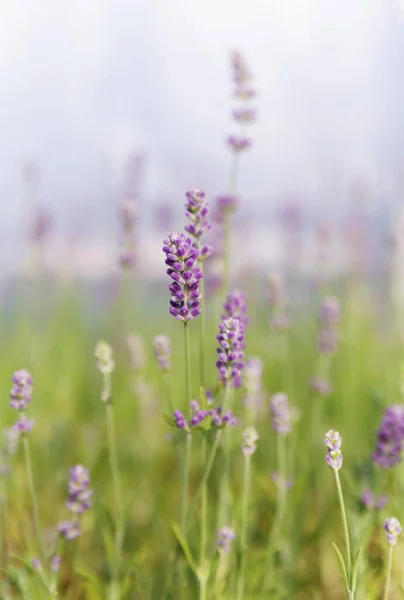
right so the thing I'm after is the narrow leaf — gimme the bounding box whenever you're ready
[332,542,350,590]
[351,547,363,593]
[171,522,198,575]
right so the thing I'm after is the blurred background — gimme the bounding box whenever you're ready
[3,0,404,283]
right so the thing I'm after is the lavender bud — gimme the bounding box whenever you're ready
[184,189,212,241]
[174,410,187,430]
[319,297,340,326]
[324,430,343,470]
[222,290,248,330]
[232,107,257,123]
[270,393,292,435]
[51,554,61,573]
[226,135,252,152]
[241,426,259,456]
[373,405,404,469]
[95,341,115,375]
[384,517,401,546]
[13,415,35,435]
[216,525,236,553]
[310,377,332,396]
[216,194,240,217]
[58,520,81,541]
[65,465,93,517]
[216,317,245,387]
[10,369,33,411]
[152,335,171,372]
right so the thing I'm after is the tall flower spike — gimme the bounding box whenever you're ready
[270,393,292,435]
[184,188,212,241]
[163,233,203,322]
[324,430,343,470]
[241,426,259,456]
[373,405,404,468]
[10,369,33,411]
[95,342,115,375]
[216,317,245,387]
[152,335,171,372]
[222,290,248,329]
[384,518,401,546]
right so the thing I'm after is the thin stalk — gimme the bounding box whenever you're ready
[198,241,205,387]
[236,454,251,600]
[199,436,208,600]
[23,436,46,563]
[161,370,174,413]
[105,402,123,585]
[383,545,393,600]
[217,387,234,527]
[334,469,352,576]
[184,323,192,412]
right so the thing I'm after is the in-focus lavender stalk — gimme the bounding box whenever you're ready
[10,370,47,569]
[324,430,361,600]
[383,518,401,600]
[237,427,258,600]
[95,342,123,596]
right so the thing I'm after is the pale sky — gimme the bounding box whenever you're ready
[1,0,404,268]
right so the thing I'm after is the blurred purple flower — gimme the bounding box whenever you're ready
[184,188,212,241]
[10,369,33,411]
[13,415,35,435]
[226,135,252,152]
[152,335,171,372]
[216,525,236,553]
[216,317,245,388]
[373,405,404,469]
[271,393,292,435]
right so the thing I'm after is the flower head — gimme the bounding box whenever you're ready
[373,405,404,468]
[222,290,248,330]
[319,297,340,326]
[65,465,93,515]
[216,317,245,388]
[13,415,35,435]
[58,520,81,541]
[10,369,33,411]
[384,517,401,546]
[95,341,115,375]
[184,189,212,240]
[360,489,388,511]
[163,233,203,322]
[232,107,256,123]
[241,426,259,456]
[152,335,171,372]
[226,135,252,152]
[216,525,236,553]
[324,430,343,470]
[216,194,240,218]
[271,393,292,435]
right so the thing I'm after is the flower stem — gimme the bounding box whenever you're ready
[217,387,233,527]
[199,435,208,599]
[334,469,352,576]
[105,402,123,581]
[236,453,251,600]
[198,242,205,387]
[383,545,393,600]
[23,436,46,563]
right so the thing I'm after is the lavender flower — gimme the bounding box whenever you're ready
[172,402,237,431]
[310,376,332,397]
[58,520,81,541]
[319,297,340,326]
[216,525,236,553]
[95,342,115,375]
[324,430,343,471]
[10,369,33,411]
[152,335,171,372]
[232,107,257,123]
[184,188,212,241]
[243,357,264,411]
[163,233,203,322]
[384,518,401,546]
[222,290,248,329]
[216,317,245,387]
[65,465,93,516]
[119,251,137,268]
[226,135,252,152]
[127,334,147,371]
[373,405,404,468]
[270,393,292,435]
[271,472,294,490]
[32,558,42,571]
[216,194,240,217]
[361,489,388,511]
[13,415,35,435]
[316,296,341,355]
[174,410,187,430]
[241,426,259,456]
[51,554,61,573]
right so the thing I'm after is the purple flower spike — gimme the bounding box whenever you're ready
[241,426,259,456]
[222,290,248,330]
[324,430,343,471]
[13,415,35,435]
[163,233,203,323]
[184,189,212,241]
[270,393,292,435]
[152,335,171,372]
[319,297,340,326]
[216,317,245,388]
[63,465,93,518]
[384,517,401,546]
[10,369,33,411]
[226,135,252,152]
[361,489,389,511]
[51,554,61,573]
[373,405,404,469]
[58,520,81,541]
[216,525,236,553]
[216,194,240,217]
[310,377,332,396]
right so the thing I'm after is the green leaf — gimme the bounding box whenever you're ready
[76,567,105,596]
[332,543,350,591]
[351,547,363,593]
[171,522,198,576]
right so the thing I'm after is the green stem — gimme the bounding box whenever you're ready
[383,545,393,600]
[198,243,205,388]
[23,436,46,563]
[161,370,174,413]
[334,469,352,577]
[236,454,251,600]
[105,403,123,573]
[199,436,208,599]
[223,215,231,294]
[181,434,192,536]
[184,322,191,412]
